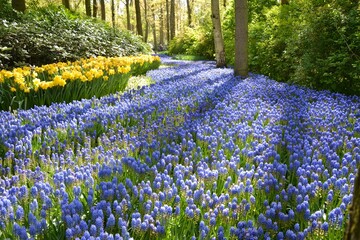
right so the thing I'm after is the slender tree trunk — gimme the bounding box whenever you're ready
[100,0,106,20]
[12,0,26,12]
[62,0,70,9]
[152,6,157,52]
[126,0,131,30]
[160,6,164,46]
[111,0,116,28]
[223,0,226,8]
[93,0,98,18]
[166,0,170,43]
[135,0,143,36]
[211,0,226,67]
[144,0,149,42]
[345,170,360,240]
[234,0,248,77]
[170,0,175,40]
[281,0,289,4]
[85,0,91,16]
[186,0,192,27]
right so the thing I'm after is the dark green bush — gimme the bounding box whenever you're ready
[0,5,152,69]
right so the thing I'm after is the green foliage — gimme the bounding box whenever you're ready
[0,0,18,20]
[0,5,152,69]
[168,26,214,60]
[224,0,360,95]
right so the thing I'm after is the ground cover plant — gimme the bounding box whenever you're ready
[0,55,160,111]
[0,56,359,239]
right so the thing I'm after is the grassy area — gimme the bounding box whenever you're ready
[171,54,212,61]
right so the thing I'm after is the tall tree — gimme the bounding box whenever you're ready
[135,0,143,36]
[62,0,70,9]
[170,0,175,39]
[166,0,170,43]
[93,0,98,18]
[234,0,248,77]
[12,0,26,12]
[159,6,164,46]
[85,0,91,16]
[144,0,149,42]
[211,0,226,67]
[100,0,106,20]
[111,0,116,28]
[345,171,360,240]
[186,0,192,27]
[125,0,131,30]
[152,4,157,52]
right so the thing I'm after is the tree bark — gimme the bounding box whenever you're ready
[151,4,157,52]
[12,0,26,12]
[160,6,164,46]
[125,0,131,30]
[170,0,175,40]
[85,0,91,17]
[166,0,170,43]
[234,0,248,77]
[100,0,106,20]
[345,170,360,240]
[144,0,149,42]
[62,0,70,9]
[135,0,143,36]
[186,0,192,27]
[93,0,98,18]
[211,0,226,67]
[111,0,116,28]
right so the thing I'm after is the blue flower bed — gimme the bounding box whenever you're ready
[0,56,360,239]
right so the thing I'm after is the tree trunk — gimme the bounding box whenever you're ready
[126,0,131,30]
[85,0,91,16]
[160,6,164,46]
[93,0,98,18]
[223,0,226,8]
[186,0,192,27]
[281,0,289,4]
[100,0,106,20]
[62,0,70,9]
[211,0,226,67]
[135,0,143,36]
[170,0,175,40]
[166,0,170,43]
[12,0,26,12]
[144,0,149,42]
[234,0,248,77]
[152,5,157,52]
[111,0,116,28]
[345,170,360,240]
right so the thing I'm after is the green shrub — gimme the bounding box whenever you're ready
[0,5,152,69]
[0,0,18,20]
[168,26,214,60]
[224,0,360,95]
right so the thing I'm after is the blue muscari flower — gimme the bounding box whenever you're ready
[16,206,24,220]
[66,228,73,239]
[322,222,329,231]
[106,214,115,229]
[90,224,97,236]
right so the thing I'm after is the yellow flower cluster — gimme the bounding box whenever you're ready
[0,55,160,93]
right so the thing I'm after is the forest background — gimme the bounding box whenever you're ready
[1,0,360,95]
